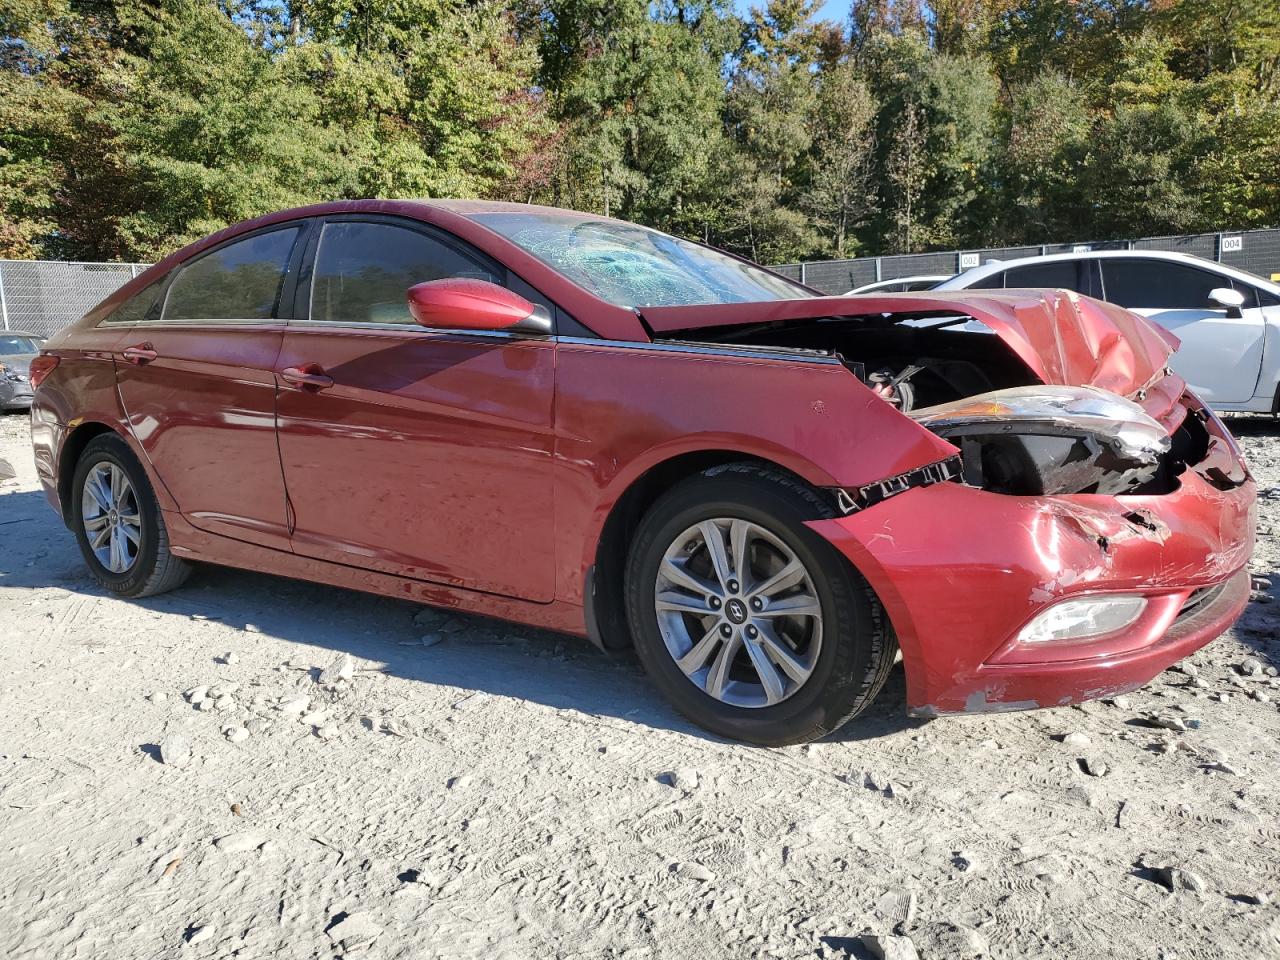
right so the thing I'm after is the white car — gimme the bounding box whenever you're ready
[848,275,951,295]
[934,250,1280,413]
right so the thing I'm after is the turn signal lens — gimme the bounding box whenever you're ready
[1017,595,1147,644]
[28,354,60,389]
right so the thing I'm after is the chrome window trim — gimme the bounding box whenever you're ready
[121,317,286,328]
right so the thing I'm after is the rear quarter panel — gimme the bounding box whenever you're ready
[30,326,160,518]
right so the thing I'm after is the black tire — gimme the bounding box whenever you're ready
[624,463,896,746]
[70,432,191,598]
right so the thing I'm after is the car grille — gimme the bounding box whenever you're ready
[1175,582,1228,622]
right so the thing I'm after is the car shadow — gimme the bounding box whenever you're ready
[0,485,921,745]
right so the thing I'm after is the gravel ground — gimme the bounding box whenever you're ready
[1,410,1278,960]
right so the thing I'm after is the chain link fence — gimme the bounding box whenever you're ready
[4,226,1280,335]
[0,260,148,338]
[773,227,1280,295]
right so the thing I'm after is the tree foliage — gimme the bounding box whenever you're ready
[2,0,1278,262]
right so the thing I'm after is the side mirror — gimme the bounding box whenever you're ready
[1208,287,1245,318]
[406,278,550,334]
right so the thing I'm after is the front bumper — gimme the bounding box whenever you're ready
[810,422,1255,715]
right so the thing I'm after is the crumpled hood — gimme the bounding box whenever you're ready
[640,289,1177,400]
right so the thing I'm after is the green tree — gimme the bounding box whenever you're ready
[998,71,1091,241]
[802,61,878,257]
[712,0,835,262]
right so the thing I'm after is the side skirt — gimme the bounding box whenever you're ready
[163,509,589,637]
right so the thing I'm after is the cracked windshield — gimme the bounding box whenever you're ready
[472,212,814,308]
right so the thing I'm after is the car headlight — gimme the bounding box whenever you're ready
[1017,594,1147,643]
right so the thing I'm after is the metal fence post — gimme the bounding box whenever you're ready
[874,258,882,282]
[799,262,807,285]
[0,263,10,330]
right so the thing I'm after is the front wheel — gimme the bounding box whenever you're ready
[70,433,191,598]
[624,464,896,746]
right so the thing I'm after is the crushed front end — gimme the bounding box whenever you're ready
[811,385,1254,715]
[643,289,1256,716]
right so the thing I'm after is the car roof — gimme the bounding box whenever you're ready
[0,331,44,339]
[940,248,1280,293]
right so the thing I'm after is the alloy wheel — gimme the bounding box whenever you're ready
[654,517,823,708]
[81,462,142,574]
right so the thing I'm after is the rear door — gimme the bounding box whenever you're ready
[1100,258,1265,403]
[114,223,304,550]
[274,216,557,602]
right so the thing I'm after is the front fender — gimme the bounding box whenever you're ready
[552,339,958,606]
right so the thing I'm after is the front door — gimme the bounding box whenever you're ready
[274,217,556,602]
[115,223,304,550]
[1100,258,1265,404]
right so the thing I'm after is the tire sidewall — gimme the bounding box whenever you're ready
[625,474,874,745]
[70,436,162,596]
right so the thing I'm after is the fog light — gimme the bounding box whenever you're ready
[1017,595,1147,643]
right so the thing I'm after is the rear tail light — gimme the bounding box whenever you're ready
[29,354,60,389]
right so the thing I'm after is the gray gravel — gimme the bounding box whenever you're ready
[1,411,1278,958]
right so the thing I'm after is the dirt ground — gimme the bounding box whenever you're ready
[1,411,1278,960]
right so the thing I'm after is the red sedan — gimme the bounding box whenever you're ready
[28,201,1255,744]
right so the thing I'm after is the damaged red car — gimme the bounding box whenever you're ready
[30,201,1255,745]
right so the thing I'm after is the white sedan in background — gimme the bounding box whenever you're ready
[935,250,1280,413]
[848,275,951,294]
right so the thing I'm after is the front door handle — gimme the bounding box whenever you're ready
[280,364,334,391]
[121,343,158,365]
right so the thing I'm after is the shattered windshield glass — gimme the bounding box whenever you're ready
[470,212,813,308]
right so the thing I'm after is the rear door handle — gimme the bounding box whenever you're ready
[280,364,334,391]
[121,343,158,365]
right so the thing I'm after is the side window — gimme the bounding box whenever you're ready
[967,271,1005,290]
[104,276,166,324]
[310,221,497,325]
[1101,260,1223,311]
[1003,261,1081,291]
[1255,286,1280,308]
[163,227,300,322]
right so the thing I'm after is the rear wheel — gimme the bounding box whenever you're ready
[70,433,191,598]
[624,463,895,746]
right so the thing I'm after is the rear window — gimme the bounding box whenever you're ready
[966,271,1005,290]
[163,227,300,322]
[1003,261,1081,290]
[0,335,41,354]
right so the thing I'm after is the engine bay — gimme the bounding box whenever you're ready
[666,314,1217,500]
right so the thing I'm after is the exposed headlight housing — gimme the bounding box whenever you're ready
[910,386,1172,497]
[1017,594,1147,643]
